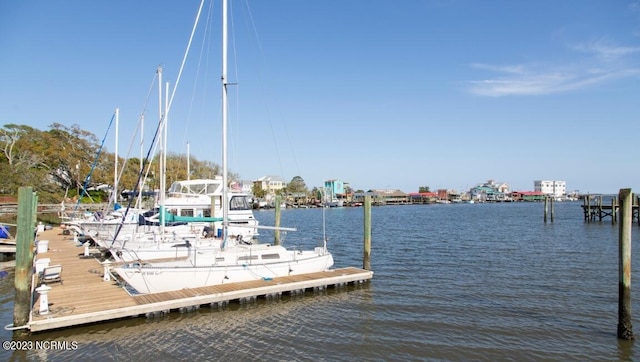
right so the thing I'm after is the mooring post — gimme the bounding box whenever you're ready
[612,197,617,225]
[586,194,591,223]
[550,196,554,222]
[363,195,371,270]
[618,188,633,340]
[637,196,640,226]
[274,195,281,245]
[13,187,36,332]
[598,195,603,221]
[544,196,548,223]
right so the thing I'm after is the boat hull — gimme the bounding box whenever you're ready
[113,249,334,294]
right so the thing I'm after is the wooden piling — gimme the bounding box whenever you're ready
[12,187,36,332]
[598,196,604,221]
[363,195,371,270]
[550,196,554,222]
[612,197,617,225]
[618,188,633,340]
[544,196,548,223]
[274,195,281,245]
[637,196,640,227]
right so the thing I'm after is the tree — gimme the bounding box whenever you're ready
[0,123,227,203]
[287,176,308,194]
[252,182,266,199]
[419,186,431,193]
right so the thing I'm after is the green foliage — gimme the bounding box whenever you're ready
[252,183,266,198]
[287,176,308,194]
[0,123,224,203]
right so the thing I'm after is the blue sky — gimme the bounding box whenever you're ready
[1,1,640,194]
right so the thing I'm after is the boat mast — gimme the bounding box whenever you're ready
[221,0,229,247]
[187,141,190,181]
[157,65,165,234]
[114,108,119,208]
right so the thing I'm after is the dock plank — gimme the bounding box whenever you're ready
[26,228,373,332]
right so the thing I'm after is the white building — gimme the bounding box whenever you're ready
[534,180,566,198]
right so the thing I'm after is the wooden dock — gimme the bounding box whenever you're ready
[21,228,373,333]
[581,195,640,224]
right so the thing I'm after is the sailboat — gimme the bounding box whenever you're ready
[112,0,333,294]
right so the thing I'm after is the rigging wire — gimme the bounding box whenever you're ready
[110,0,206,247]
[238,0,302,181]
[74,112,115,212]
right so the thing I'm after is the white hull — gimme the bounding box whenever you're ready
[110,234,218,262]
[113,245,334,294]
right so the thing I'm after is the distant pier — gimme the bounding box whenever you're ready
[581,195,640,224]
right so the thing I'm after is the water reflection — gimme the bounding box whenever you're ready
[2,202,640,360]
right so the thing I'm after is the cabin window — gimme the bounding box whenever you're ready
[180,209,194,217]
[238,255,259,261]
[229,196,250,210]
[261,254,280,260]
[215,257,225,262]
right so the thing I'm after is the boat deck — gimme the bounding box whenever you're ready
[26,228,373,332]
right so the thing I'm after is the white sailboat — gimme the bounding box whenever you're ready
[112,0,333,294]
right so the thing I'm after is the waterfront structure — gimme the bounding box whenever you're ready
[534,180,566,199]
[470,180,511,202]
[253,176,285,195]
[511,191,546,202]
[408,192,438,204]
[354,189,409,205]
[323,179,345,207]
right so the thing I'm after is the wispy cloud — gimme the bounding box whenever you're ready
[573,38,640,61]
[466,39,640,96]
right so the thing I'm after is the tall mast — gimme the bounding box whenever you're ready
[187,141,190,181]
[157,65,165,233]
[114,108,119,208]
[221,0,229,247]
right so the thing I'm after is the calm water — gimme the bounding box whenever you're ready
[1,201,639,361]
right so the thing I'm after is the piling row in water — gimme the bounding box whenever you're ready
[581,194,640,224]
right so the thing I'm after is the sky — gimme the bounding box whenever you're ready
[1,0,640,194]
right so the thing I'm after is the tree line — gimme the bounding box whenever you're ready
[0,123,233,203]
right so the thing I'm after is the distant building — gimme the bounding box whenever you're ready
[534,180,566,198]
[324,179,345,198]
[470,180,511,202]
[254,176,285,195]
[354,189,408,205]
[511,191,545,202]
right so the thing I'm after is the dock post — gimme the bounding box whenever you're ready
[586,194,592,223]
[544,196,548,222]
[618,188,633,340]
[550,196,554,222]
[12,187,36,332]
[363,195,371,270]
[612,197,617,225]
[274,195,281,245]
[598,195,604,221]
